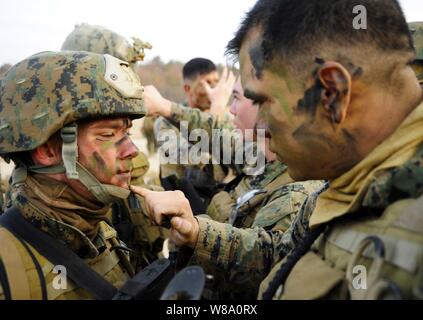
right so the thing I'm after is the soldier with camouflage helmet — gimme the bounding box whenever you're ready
[61,23,167,267]
[62,23,152,66]
[62,23,158,161]
[0,51,153,299]
[410,22,423,85]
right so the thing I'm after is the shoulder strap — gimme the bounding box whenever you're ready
[0,208,118,300]
[0,228,31,299]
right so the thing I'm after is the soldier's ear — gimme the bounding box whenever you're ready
[318,62,352,124]
[32,136,62,166]
[183,84,191,95]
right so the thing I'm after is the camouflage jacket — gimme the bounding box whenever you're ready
[190,179,325,299]
[206,160,288,224]
[259,144,423,300]
[0,173,147,299]
[154,103,243,181]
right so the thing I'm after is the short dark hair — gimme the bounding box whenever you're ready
[183,58,216,81]
[227,0,414,79]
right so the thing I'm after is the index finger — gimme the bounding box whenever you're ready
[130,185,151,198]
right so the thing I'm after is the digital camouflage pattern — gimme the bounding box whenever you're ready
[0,173,132,299]
[189,179,325,300]
[62,23,152,64]
[259,144,423,300]
[206,160,287,223]
[154,102,242,180]
[0,51,145,156]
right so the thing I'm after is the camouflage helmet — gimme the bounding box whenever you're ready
[61,23,152,64]
[0,51,146,203]
[409,22,423,61]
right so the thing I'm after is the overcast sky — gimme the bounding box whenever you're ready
[0,0,422,66]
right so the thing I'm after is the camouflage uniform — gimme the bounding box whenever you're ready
[0,51,151,299]
[155,102,245,180]
[156,101,327,299]
[410,22,423,85]
[190,178,325,299]
[207,160,288,224]
[259,102,423,300]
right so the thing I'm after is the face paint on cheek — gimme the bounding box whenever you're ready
[92,152,108,172]
[100,140,114,152]
[92,152,106,170]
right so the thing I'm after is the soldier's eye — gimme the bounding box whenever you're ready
[96,133,115,141]
[252,99,264,107]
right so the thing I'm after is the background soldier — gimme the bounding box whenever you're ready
[61,23,167,267]
[153,58,237,208]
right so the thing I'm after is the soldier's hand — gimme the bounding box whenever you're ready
[130,186,200,248]
[143,85,172,118]
[202,67,236,119]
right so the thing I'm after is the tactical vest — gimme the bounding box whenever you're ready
[0,220,131,300]
[207,171,293,227]
[260,195,423,300]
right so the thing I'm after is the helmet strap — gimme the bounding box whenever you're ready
[60,124,79,180]
[25,124,130,205]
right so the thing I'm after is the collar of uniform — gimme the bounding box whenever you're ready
[310,100,423,227]
[250,160,287,189]
[13,191,106,259]
[10,175,111,259]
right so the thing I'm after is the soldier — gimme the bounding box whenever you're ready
[62,23,153,184]
[0,51,152,299]
[154,58,237,208]
[61,23,167,267]
[222,0,423,299]
[133,80,324,299]
[410,22,423,85]
[62,23,152,66]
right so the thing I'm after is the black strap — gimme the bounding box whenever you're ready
[224,173,246,192]
[0,259,12,300]
[262,224,326,300]
[0,207,118,300]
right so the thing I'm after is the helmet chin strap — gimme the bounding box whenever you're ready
[25,124,130,205]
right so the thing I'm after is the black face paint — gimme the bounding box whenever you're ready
[315,57,325,65]
[296,79,324,119]
[249,42,265,79]
[292,124,339,149]
[93,151,107,171]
